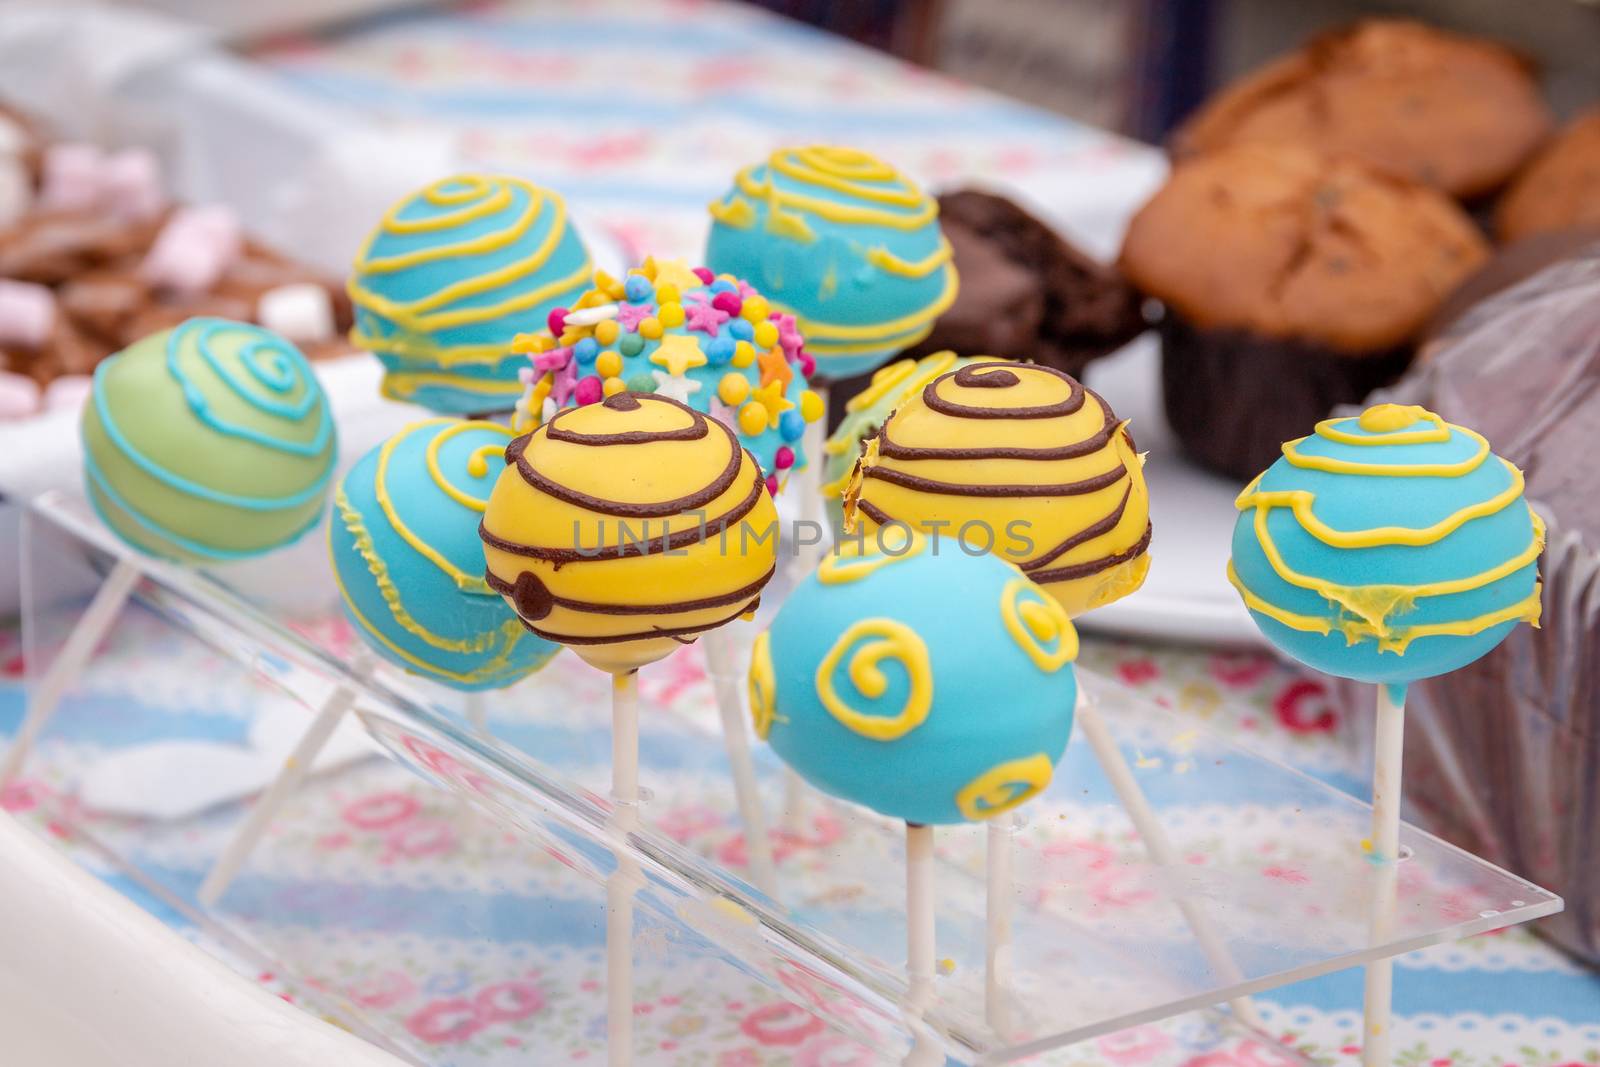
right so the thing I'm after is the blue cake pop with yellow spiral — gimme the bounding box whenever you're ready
[348,174,592,415]
[330,418,559,691]
[748,531,1078,826]
[1228,403,1544,685]
[705,145,958,381]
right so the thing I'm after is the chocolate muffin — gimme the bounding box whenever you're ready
[1496,107,1600,243]
[902,189,1144,379]
[1334,246,1600,965]
[1172,19,1551,202]
[1118,142,1489,480]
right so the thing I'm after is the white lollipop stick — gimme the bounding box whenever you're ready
[702,630,779,896]
[3,557,142,786]
[607,671,642,1067]
[1075,688,1262,1028]
[985,818,1014,1037]
[796,381,831,569]
[903,821,943,1065]
[1362,682,1406,1067]
[781,766,808,835]
[198,657,371,907]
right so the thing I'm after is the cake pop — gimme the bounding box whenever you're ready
[1228,402,1543,1067]
[1229,402,1543,684]
[81,316,336,563]
[750,533,1076,1059]
[846,360,1151,617]
[481,391,780,675]
[705,145,958,382]
[330,418,559,690]
[513,258,825,495]
[348,174,591,414]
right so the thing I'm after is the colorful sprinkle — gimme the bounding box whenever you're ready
[595,350,623,378]
[624,276,653,302]
[658,301,686,328]
[685,301,730,335]
[574,375,603,405]
[655,284,681,306]
[732,340,756,368]
[573,337,599,364]
[639,317,664,340]
[626,372,657,393]
[799,389,825,422]
[547,308,568,335]
[779,409,806,441]
[705,336,736,366]
[602,376,627,397]
[594,319,620,346]
[692,266,715,284]
[775,445,795,470]
[738,402,768,436]
[741,295,770,323]
[753,320,779,349]
[729,318,754,342]
[618,332,645,357]
[711,290,742,317]
[718,373,750,405]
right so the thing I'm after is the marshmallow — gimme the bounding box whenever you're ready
[104,149,166,222]
[0,280,57,349]
[140,204,242,295]
[43,374,92,413]
[257,282,335,343]
[0,156,30,229]
[0,371,41,419]
[39,143,106,213]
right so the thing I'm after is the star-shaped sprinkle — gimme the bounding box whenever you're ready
[617,302,655,330]
[649,257,708,294]
[750,378,794,429]
[649,333,708,377]
[652,370,703,404]
[773,313,804,358]
[684,301,729,335]
[756,345,795,390]
[548,357,580,406]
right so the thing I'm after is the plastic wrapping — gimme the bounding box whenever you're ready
[1335,244,1600,967]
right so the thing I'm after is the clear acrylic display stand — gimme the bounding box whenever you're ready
[12,489,1563,1065]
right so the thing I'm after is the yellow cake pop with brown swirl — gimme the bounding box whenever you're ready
[480,392,780,674]
[845,360,1151,617]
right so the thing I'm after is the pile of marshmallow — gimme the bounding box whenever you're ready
[0,107,354,420]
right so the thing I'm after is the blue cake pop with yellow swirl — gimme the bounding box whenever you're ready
[81,317,336,564]
[705,146,958,381]
[748,532,1078,825]
[330,418,558,691]
[1228,403,1544,685]
[348,174,592,415]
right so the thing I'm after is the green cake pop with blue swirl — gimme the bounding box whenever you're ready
[1228,403,1544,685]
[348,174,592,414]
[748,531,1078,826]
[706,146,958,381]
[81,317,337,564]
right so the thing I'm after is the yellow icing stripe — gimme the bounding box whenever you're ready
[815,618,933,741]
[357,180,542,273]
[1251,505,1546,633]
[423,419,514,514]
[735,155,937,231]
[748,630,777,739]
[1320,406,1451,446]
[765,206,816,243]
[1236,458,1529,548]
[335,487,502,655]
[1282,422,1490,477]
[773,147,924,207]
[866,237,953,279]
[1226,561,1543,654]
[387,175,508,232]
[378,423,494,592]
[955,754,1055,821]
[377,368,527,403]
[707,194,756,230]
[999,577,1078,672]
[333,556,527,686]
[817,527,926,584]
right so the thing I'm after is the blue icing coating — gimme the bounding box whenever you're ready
[750,536,1077,825]
[519,260,825,493]
[348,174,592,415]
[80,318,336,564]
[1228,405,1544,684]
[704,146,958,380]
[329,418,558,691]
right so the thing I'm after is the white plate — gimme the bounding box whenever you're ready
[1079,335,1264,648]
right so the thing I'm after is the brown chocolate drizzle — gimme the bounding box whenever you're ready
[479,475,765,563]
[1023,482,1133,570]
[861,462,1128,498]
[511,571,554,621]
[603,392,642,412]
[1026,522,1152,584]
[486,564,775,617]
[921,361,1087,420]
[876,404,1118,462]
[545,394,709,447]
[513,598,761,646]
